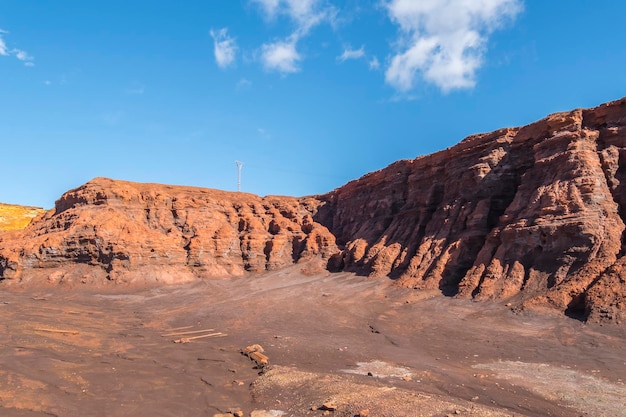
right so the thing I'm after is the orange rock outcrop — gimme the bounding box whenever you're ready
[319,97,626,323]
[0,178,337,286]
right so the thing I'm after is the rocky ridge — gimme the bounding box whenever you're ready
[1,97,626,322]
[0,179,337,286]
[318,97,626,323]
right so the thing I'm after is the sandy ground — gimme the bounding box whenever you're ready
[0,266,625,417]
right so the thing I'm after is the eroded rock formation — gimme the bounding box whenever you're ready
[318,97,626,323]
[1,97,626,322]
[0,178,337,286]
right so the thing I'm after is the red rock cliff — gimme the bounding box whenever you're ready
[317,97,626,323]
[0,178,338,286]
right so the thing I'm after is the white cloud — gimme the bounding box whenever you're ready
[252,0,281,16]
[251,0,336,74]
[252,0,335,35]
[12,48,34,66]
[337,45,365,62]
[261,39,301,73]
[384,0,523,92]
[13,49,30,61]
[210,28,237,69]
[236,78,252,90]
[0,29,8,56]
[0,30,35,66]
[369,56,380,70]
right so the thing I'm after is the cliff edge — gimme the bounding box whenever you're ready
[0,179,337,286]
[318,97,626,323]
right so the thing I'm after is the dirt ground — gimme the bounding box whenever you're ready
[0,266,625,417]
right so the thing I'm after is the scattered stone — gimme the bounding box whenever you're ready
[250,410,285,417]
[244,344,265,354]
[242,344,270,369]
[320,402,337,411]
[249,351,269,366]
[401,375,412,381]
[357,409,370,417]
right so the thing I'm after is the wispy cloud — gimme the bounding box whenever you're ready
[252,0,336,36]
[252,0,282,19]
[0,29,35,66]
[13,49,31,61]
[236,78,252,90]
[126,82,145,95]
[252,0,336,74]
[337,45,365,62]
[257,127,272,139]
[210,28,238,69]
[0,30,8,56]
[384,0,523,93]
[369,56,380,70]
[261,38,301,73]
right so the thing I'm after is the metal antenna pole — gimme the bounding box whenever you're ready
[235,160,243,192]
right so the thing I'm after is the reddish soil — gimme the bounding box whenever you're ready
[1,267,624,417]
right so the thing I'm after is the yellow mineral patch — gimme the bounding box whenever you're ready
[0,203,46,232]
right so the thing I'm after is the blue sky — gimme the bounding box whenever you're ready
[1,1,625,208]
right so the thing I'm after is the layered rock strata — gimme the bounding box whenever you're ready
[318,97,626,323]
[0,178,337,286]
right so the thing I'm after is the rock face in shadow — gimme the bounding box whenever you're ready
[0,178,338,286]
[1,97,626,323]
[317,97,626,323]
